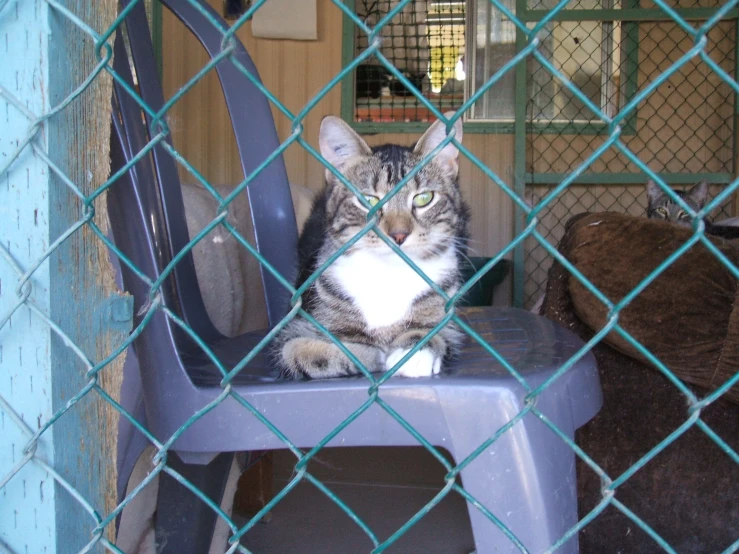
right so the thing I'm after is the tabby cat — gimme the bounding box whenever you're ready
[646,179,708,226]
[646,179,739,239]
[273,114,469,379]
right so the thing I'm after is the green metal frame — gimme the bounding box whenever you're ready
[525,172,736,184]
[513,0,528,307]
[527,7,739,20]
[340,0,357,125]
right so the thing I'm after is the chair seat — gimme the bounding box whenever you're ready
[121,307,600,554]
[188,306,590,383]
[155,307,600,456]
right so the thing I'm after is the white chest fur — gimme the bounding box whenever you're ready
[328,248,455,329]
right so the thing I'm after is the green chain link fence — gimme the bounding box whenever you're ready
[1,0,739,552]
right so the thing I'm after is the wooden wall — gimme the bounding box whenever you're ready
[161,0,516,298]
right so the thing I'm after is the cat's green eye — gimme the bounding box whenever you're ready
[678,210,690,219]
[364,195,380,207]
[656,207,669,218]
[413,191,434,208]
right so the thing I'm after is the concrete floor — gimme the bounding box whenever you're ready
[238,447,475,553]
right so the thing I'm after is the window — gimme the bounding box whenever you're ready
[345,0,631,129]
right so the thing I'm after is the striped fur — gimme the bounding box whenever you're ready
[646,179,708,226]
[646,179,739,239]
[273,114,470,379]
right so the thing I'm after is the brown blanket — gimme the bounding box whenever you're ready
[553,211,739,403]
[541,211,739,552]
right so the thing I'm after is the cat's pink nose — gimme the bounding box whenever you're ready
[389,231,408,245]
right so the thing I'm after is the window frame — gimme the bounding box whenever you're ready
[340,0,640,135]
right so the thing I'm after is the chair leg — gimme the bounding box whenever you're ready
[452,428,579,554]
[442,390,581,554]
[155,451,235,554]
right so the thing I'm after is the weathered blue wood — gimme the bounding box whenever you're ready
[0,1,58,553]
[46,1,126,551]
[1,0,126,552]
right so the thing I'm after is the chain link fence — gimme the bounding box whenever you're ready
[524,1,737,306]
[352,0,466,122]
[1,0,739,552]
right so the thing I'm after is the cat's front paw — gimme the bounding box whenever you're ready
[385,348,441,378]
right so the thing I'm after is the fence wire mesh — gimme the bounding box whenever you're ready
[1,0,739,553]
[353,0,466,122]
[524,4,738,306]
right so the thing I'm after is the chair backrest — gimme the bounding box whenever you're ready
[109,0,298,345]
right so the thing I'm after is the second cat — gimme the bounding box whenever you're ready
[646,179,739,239]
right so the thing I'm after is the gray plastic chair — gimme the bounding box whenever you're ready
[108,1,602,552]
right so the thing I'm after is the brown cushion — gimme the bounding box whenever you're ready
[540,249,739,552]
[557,211,739,403]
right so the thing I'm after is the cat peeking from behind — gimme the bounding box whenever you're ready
[646,179,739,239]
[273,113,470,380]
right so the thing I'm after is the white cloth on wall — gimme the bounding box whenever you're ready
[182,182,315,338]
[251,0,318,41]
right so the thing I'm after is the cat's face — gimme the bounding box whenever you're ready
[318,114,467,259]
[646,179,708,227]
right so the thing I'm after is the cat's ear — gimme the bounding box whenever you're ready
[319,116,372,171]
[646,179,664,205]
[414,112,463,172]
[688,180,709,207]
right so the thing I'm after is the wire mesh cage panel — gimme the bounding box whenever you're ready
[352,0,466,122]
[523,12,737,307]
[528,19,735,174]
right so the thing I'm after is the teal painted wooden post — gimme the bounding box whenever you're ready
[0,0,127,552]
[0,1,58,552]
